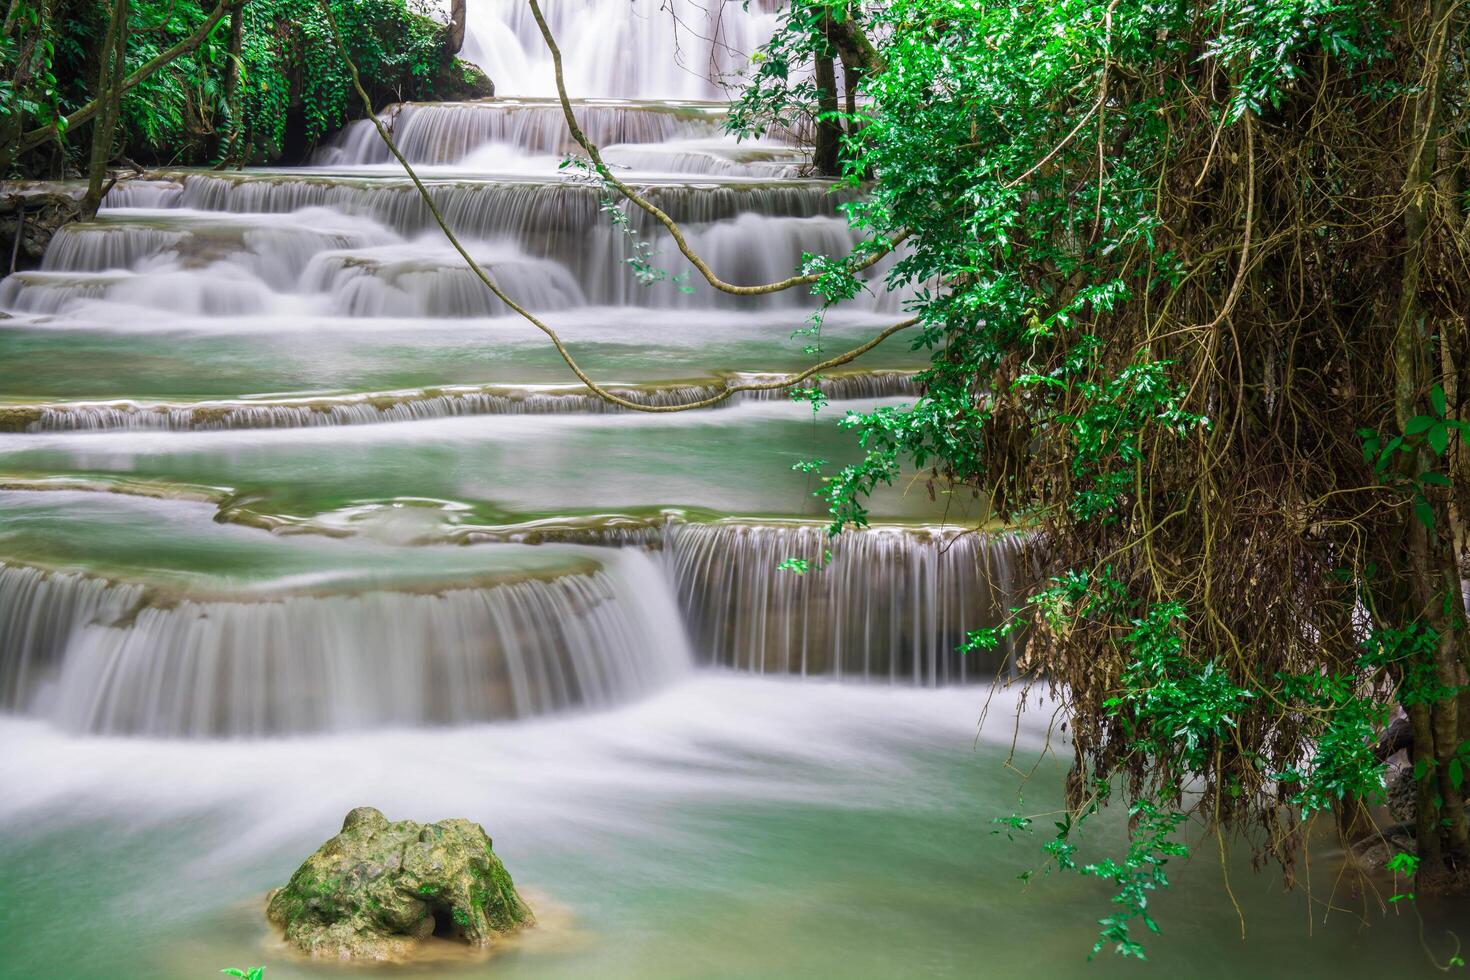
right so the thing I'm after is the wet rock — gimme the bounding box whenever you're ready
[267,806,533,960]
[1386,762,1417,824]
[0,183,83,275]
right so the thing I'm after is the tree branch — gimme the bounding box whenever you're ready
[315,0,916,413]
[526,0,906,298]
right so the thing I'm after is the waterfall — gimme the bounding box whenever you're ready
[0,3,1005,752]
[2,373,920,432]
[461,521,1026,684]
[319,100,726,165]
[664,524,1024,683]
[0,552,691,736]
[315,100,809,177]
[459,0,784,100]
[26,173,888,316]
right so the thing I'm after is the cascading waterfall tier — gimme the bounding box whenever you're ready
[24,173,901,316]
[322,99,716,162]
[666,523,1025,683]
[0,373,920,432]
[317,99,808,176]
[466,520,1026,684]
[0,554,690,737]
[106,173,849,228]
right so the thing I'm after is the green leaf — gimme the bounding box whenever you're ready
[1405,415,1435,435]
[1430,385,1447,417]
[1414,497,1435,531]
[1451,758,1464,791]
[1428,424,1449,456]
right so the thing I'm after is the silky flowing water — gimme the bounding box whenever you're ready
[0,2,1438,976]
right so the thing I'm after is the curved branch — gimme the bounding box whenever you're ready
[316,0,916,414]
[526,0,906,298]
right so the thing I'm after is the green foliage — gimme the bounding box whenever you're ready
[1357,385,1468,530]
[0,0,67,136]
[8,0,457,170]
[737,0,1470,957]
[1273,670,1387,814]
[220,969,264,980]
[1076,802,1189,960]
[1104,602,1254,771]
[1385,851,1418,903]
[207,0,444,161]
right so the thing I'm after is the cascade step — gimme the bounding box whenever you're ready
[0,489,691,735]
[0,487,1017,741]
[14,179,912,317]
[108,171,853,223]
[316,98,810,178]
[0,371,920,432]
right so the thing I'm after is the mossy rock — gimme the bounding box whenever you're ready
[267,807,533,960]
[433,57,495,102]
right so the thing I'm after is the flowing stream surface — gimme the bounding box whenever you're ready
[0,2,1441,976]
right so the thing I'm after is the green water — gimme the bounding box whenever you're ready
[0,681,1445,979]
[0,313,922,402]
[0,490,596,591]
[0,401,966,527]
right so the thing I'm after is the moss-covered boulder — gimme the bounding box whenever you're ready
[432,57,495,103]
[267,806,533,960]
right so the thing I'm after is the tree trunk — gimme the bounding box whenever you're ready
[447,0,465,55]
[1390,0,1469,885]
[842,58,860,135]
[218,0,244,163]
[824,6,880,74]
[81,0,128,220]
[813,49,840,177]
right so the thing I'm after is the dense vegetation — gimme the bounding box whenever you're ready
[0,0,485,177]
[728,0,1470,955]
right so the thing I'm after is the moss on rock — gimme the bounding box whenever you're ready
[267,806,533,960]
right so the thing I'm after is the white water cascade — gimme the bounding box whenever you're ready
[459,0,785,100]
[0,0,1001,749]
[664,524,1025,682]
[0,550,691,737]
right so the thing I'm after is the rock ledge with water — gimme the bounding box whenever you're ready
[267,806,533,960]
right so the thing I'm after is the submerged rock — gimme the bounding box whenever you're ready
[267,806,533,960]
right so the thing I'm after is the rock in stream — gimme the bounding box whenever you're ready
[267,806,533,960]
